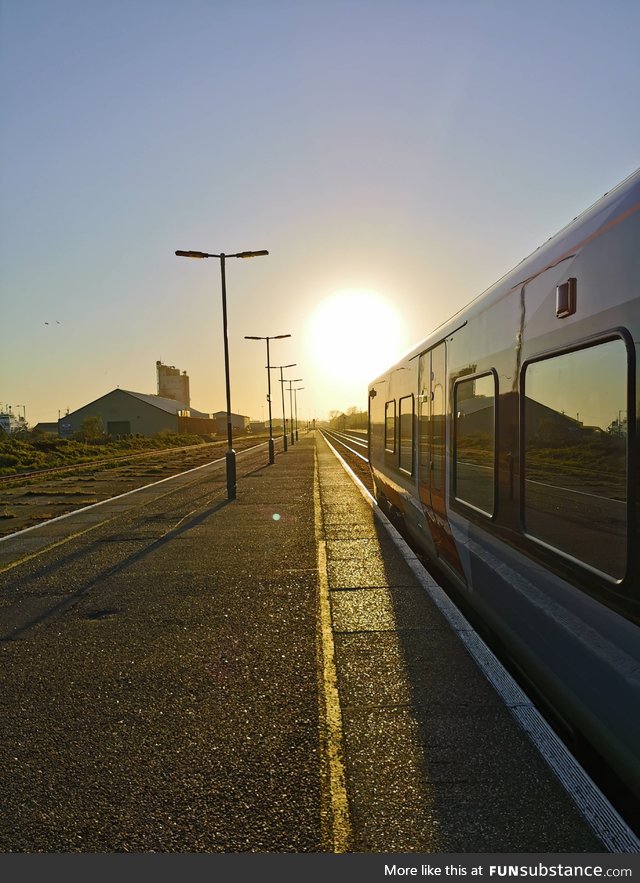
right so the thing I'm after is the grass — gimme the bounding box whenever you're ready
[0,433,209,476]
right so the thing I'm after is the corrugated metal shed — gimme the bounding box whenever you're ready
[59,389,188,438]
[57,389,241,439]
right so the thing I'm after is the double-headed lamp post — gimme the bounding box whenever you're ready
[270,364,296,452]
[175,248,268,500]
[284,378,302,445]
[244,334,291,465]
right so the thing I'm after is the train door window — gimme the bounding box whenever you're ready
[418,354,430,485]
[431,345,446,493]
[385,400,396,453]
[454,373,496,515]
[523,338,628,579]
[399,395,414,474]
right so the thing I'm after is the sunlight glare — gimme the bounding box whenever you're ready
[305,289,406,393]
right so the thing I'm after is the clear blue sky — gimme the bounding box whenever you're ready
[1,0,638,426]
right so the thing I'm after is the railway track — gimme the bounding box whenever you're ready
[0,434,273,538]
[0,434,277,484]
[320,429,374,495]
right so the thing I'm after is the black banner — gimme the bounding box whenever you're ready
[1,853,639,882]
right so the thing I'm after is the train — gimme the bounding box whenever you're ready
[368,167,640,813]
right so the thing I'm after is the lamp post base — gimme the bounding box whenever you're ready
[226,448,237,500]
[268,437,275,464]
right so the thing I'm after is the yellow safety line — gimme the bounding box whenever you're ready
[313,443,352,853]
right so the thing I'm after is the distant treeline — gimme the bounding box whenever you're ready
[329,408,367,430]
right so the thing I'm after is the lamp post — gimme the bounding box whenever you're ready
[175,248,268,500]
[294,386,304,440]
[244,333,291,464]
[270,364,296,452]
[284,378,302,445]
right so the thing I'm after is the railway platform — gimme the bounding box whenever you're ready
[0,432,632,852]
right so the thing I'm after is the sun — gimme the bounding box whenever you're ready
[305,289,405,391]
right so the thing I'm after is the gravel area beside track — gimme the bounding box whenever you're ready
[0,435,271,538]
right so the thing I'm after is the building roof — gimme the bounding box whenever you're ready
[68,389,210,419]
[120,389,186,414]
[122,390,210,418]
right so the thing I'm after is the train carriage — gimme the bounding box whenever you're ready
[368,168,640,810]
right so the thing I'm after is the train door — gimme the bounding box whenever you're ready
[418,343,463,574]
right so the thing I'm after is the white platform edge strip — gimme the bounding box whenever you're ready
[0,440,272,545]
[320,432,640,854]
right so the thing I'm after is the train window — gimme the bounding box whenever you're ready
[432,345,446,493]
[385,400,396,453]
[523,339,628,579]
[399,395,414,474]
[454,373,496,515]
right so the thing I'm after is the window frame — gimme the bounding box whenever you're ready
[398,394,415,475]
[452,369,498,518]
[384,400,396,454]
[519,330,634,586]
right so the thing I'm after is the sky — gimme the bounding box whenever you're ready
[1,0,639,427]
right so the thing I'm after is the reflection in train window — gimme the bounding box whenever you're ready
[385,400,396,453]
[523,339,628,579]
[399,395,414,474]
[454,374,496,515]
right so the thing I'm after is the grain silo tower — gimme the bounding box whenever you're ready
[156,361,190,410]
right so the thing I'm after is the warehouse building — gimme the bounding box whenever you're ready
[211,411,251,436]
[58,389,249,439]
[58,389,195,438]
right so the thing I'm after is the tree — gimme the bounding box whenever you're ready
[74,415,105,442]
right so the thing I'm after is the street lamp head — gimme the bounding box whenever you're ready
[175,250,210,259]
[176,249,268,259]
[245,333,290,341]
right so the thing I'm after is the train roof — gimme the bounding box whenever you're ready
[373,166,640,381]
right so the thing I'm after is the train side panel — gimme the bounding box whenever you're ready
[368,170,640,802]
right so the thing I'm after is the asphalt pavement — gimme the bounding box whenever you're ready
[0,433,606,852]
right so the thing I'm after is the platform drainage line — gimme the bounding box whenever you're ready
[313,444,352,854]
[320,433,640,854]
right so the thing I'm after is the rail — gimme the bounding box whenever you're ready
[0,436,267,484]
[321,429,369,463]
